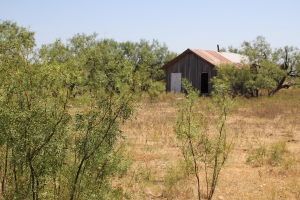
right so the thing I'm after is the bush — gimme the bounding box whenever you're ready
[246,140,289,166]
[174,78,235,200]
[0,20,136,200]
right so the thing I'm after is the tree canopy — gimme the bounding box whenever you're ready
[39,34,177,100]
[0,20,176,199]
[219,36,300,96]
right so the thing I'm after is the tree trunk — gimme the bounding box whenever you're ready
[70,158,85,200]
[269,77,287,95]
[1,145,8,193]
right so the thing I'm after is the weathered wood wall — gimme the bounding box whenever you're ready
[165,52,217,94]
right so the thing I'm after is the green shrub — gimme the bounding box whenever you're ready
[268,141,288,165]
[246,140,289,166]
[246,140,268,166]
[174,78,235,200]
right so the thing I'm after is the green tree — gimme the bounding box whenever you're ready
[39,34,138,199]
[67,59,136,200]
[212,63,252,96]
[217,36,300,96]
[239,36,300,95]
[0,21,137,200]
[0,20,71,199]
[40,36,176,100]
[228,45,239,53]
[119,39,177,100]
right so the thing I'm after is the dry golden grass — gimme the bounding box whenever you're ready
[116,89,300,200]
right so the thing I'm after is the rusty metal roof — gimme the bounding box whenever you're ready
[162,49,247,70]
[191,49,234,65]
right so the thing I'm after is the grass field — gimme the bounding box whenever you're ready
[115,89,300,199]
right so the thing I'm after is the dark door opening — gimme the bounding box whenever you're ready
[201,73,208,93]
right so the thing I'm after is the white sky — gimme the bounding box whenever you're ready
[1,0,299,54]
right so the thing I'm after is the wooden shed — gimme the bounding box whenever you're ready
[162,48,247,94]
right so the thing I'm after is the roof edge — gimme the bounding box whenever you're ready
[161,48,247,70]
[189,49,218,66]
[161,48,217,70]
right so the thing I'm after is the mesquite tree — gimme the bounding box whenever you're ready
[39,35,177,101]
[219,36,300,96]
[239,36,300,96]
[0,20,71,199]
[174,79,235,200]
[0,21,137,200]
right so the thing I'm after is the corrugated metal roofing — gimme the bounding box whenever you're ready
[162,48,248,70]
[190,49,247,65]
[219,52,249,64]
[191,49,232,65]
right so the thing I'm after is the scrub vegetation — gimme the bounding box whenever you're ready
[0,20,175,199]
[1,20,300,200]
[218,36,300,97]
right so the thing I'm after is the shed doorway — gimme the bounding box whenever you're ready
[201,72,208,93]
[171,73,181,93]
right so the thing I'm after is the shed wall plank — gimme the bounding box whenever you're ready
[165,52,216,94]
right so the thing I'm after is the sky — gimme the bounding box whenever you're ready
[1,0,299,54]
